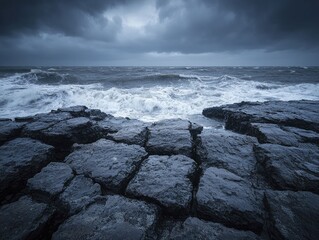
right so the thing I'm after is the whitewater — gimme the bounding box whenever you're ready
[0,66,318,122]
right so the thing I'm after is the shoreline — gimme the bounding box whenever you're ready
[0,100,319,239]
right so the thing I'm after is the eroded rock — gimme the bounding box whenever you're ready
[0,138,54,199]
[160,217,260,240]
[27,162,74,198]
[196,167,264,233]
[0,196,55,240]
[264,190,319,240]
[52,195,159,240]
[65,139,147,192]
[254,143,319,193]
[0,120,24,145]
[126,155,197,214]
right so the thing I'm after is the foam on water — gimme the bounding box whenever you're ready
[1,68,319,122]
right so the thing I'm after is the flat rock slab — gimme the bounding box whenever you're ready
[203,100,319,133]
[0,120,24,145]
[27,162,74,198]
[126,155,197,214]
[0,196,55,240]
[65,139,147,192]
[254,143,319,193]
[108,124,148,146]
[160,217,260,240]
[264,190,319,240]
[197,167,263,233]
[52,195,159,240]
[58,175,102,215]
[98,116,145,133]
[0,138,54,198]
[197,129,258,179]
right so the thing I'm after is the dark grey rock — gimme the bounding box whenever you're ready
[53,105,88,117]
[40,117,103,146]
[254,143,319,193]
[0,120,24,145]
[108,124,148,146]
[264,190,319,240]
[203,100,319,133]
[197,167,263,233]
[0,196,55,240]
[146,129,193,157]
[250,123,301,146]
[160,217,260,240]
[282,126,319,145]
[52,195,159,240]
[65,139,147,192]
[126,155,197,214]
[27,162,74,198]
[58,175,102,215]
[22,112,73,139]
[150,119,191,130]
[84,108,109,120]
[98,116,145,133]
[197,129,258,179]
[0,138,54,199]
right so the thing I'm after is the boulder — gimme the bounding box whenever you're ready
[65,139,147,192]
[264,190,319,240]
[0,196,55,240]
[196,167,264,233]
[160,217,260,240]
[0,138,54,199]
[254,143,319,193]
[98,116,145,133]
[0,120,24,145]
[197,129,258,179]
[108,124,148,146]
[58,175,102,215]
[27,162,74,199]
[203,100,319,134]
[126,155,197,215]
[52,195,159,240]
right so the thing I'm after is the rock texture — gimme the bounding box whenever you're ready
[52,195,159,240]
[126,155,197,214]
[0,138,54,200]
[0,196,55,240]
[264,190,319,240]
[197,167,263,233]
[65,139,147,192]
[0,101,318,239]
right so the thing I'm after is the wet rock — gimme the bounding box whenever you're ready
[98,116,145,133]
[58,175,102,215]
[254,143,319,193]
[53,105,88,117]
[197,167,263,233]
[65,139,147,192]
[22,112,73,139]
[145,119,201,158]
[27,162,74,199]
[0,138,54,199]
[160,217,260,240]
[126,155,197,214]
[108,124,148,146]
[282,126,319,145]
[0,120,24,145]
[197,129,258,179]
[203,100,319,133]
[0,196,55,240]
[84,108,109,120]
[264,190,319,240]
[52,195,159,240]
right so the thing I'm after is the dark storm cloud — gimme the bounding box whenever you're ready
[150,0,319,53]
[0,0,130,38]
[0,0,318,65]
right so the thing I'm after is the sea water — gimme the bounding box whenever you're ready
[0,66,318,122]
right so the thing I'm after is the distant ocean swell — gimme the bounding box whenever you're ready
[0,67,319,122]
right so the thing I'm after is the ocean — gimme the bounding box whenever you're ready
[0,66,319,122]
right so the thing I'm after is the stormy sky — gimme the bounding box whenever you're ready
[0,0,318,66]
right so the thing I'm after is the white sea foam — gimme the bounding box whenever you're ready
[0,71,319,122]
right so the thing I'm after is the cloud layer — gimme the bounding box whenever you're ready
[0,0,318,65]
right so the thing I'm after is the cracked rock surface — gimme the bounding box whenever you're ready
[0,101,318,240]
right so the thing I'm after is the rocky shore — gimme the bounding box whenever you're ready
[0,100,318,240]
